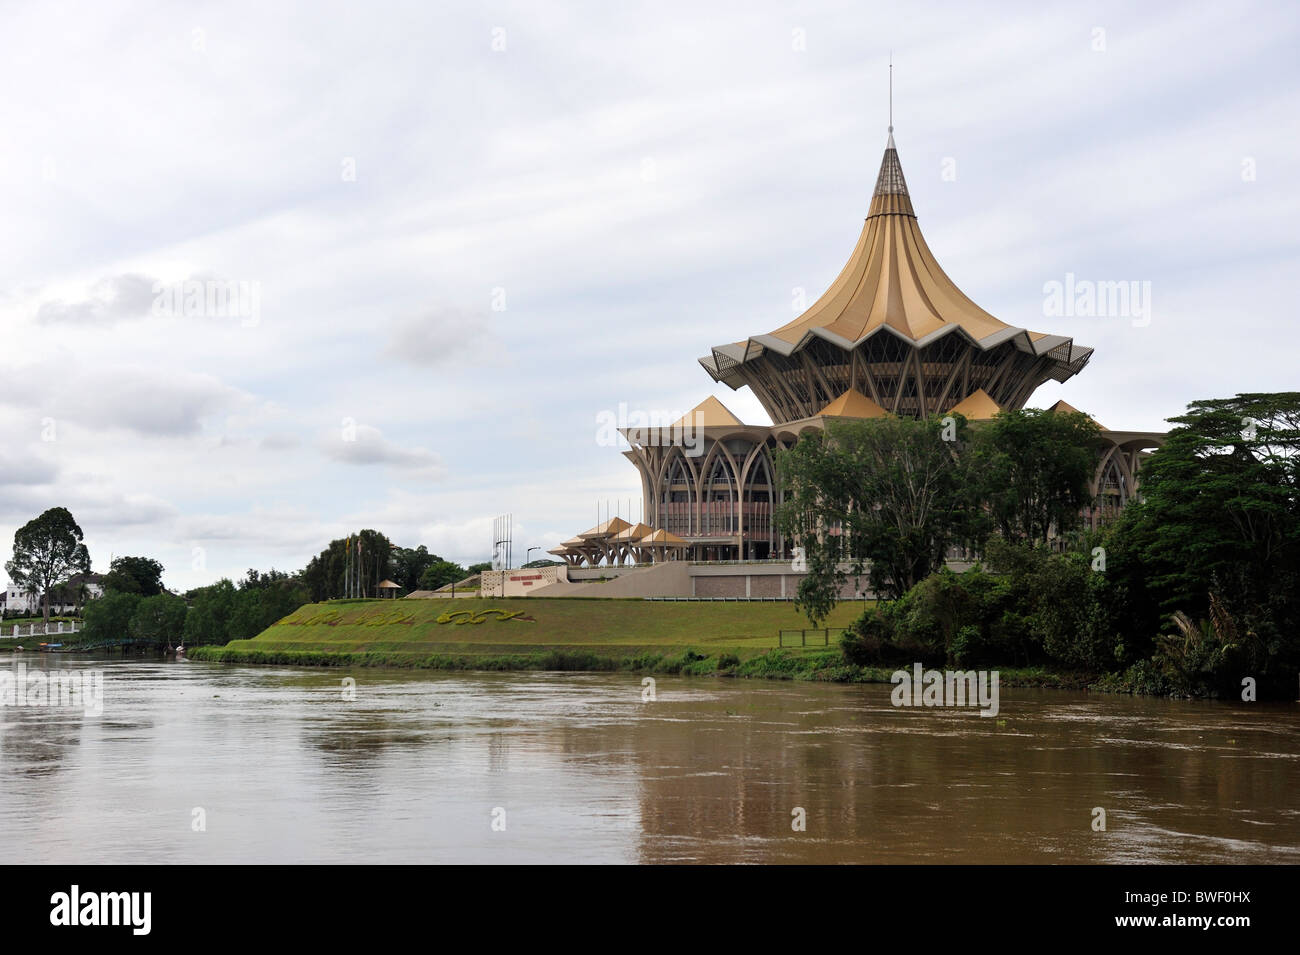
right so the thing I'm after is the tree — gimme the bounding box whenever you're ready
[129,593,188,648]
[972,409,1103,545]
[390,546,437,591]
[301,530,393,601]
[776,416,986,622]
[466,562,492,574]
[83,591,141,643]
[182,580,237,646]
[5,507,91,624]
[228,569,310,640]
[47,575,94,614]
[1111,392,1300,695]
[102,556,165,596]
[418,559,467,591]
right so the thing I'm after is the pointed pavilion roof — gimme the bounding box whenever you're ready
[610,522,654,543]
[948,388,1002,420]
[640,528,687,546]
[700,131,1091,383]
[577,516,632,539]
[1047,399,1106,430]
[669,396,743,430]
[817,388,890,419]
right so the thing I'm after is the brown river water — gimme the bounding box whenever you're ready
[0,657,1296,863]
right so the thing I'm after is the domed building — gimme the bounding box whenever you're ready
[551,129,1165,568]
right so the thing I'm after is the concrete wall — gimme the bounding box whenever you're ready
[532,561,691,598]
[483,558,968,601]
[481,564,569,597]
[691,569,868,599]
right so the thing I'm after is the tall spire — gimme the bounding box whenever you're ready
[870,132,912,215]
[870,55,910,215]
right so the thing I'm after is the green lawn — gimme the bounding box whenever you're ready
[217,596,867,660]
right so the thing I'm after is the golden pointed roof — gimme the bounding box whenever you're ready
[1047,399,1106,430]
[766,139,1020,345]
[948,389,1002,420]
[577,516,632,539]
[817,388,890,419]
[669,395,742,430]
[610,522,654,542]
[640,528,687,546]
[701,132,1091,393]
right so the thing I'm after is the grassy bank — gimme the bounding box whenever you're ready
[195,596,867,660]
[187,597,1099,688]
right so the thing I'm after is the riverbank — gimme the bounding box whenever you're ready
[188,642,1097,688]
[191,596,864,658]
[187,597,1102,689]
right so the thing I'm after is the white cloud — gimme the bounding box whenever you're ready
[320,424,445,480]
[35,273,158,326]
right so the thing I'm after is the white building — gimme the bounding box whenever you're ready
[1,573,105,617]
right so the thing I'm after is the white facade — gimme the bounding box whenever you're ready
[2,579,104,616]
[3,587,39,615]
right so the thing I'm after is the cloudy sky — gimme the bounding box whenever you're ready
[2,0,1297,591]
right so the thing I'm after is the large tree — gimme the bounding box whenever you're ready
[390,545,437,591]
[5,507,91,624]
[972,408,1103,545]
[102,555,165,596]
[418,559,467,592]
[301,529,393,601]
[182,579,237,646]
[776,415,987,622]
[82,590,141,643]
[1111,392,1300,694]
[129,593,188,649]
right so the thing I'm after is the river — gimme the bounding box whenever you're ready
[0,657,1296,863]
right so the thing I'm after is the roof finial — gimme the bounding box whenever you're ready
[888,52,893,133]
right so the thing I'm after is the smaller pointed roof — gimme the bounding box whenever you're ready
[948,389,1002,420]
[817,388,890,419]
[376,579,402,589]
[577,516,632,539]
[640,528,687,546]
[670,396,742,430]
[1047,399,1106,430]
[610,522,654,542]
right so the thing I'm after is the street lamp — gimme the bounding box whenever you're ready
[526,546,540,566]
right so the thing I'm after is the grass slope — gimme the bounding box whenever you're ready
[189,597,1098,687]
[201,597,866,660]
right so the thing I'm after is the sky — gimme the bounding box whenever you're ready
[2,0,1298,592]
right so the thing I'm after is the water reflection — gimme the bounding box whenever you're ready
[0,657,1295,863]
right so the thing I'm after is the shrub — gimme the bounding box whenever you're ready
[842,608,893,666]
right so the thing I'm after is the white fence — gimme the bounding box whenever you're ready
[6,620,79,638]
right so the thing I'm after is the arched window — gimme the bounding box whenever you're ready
[703,453,737,534]
[660,452,695,536]
[743,451,777,558]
